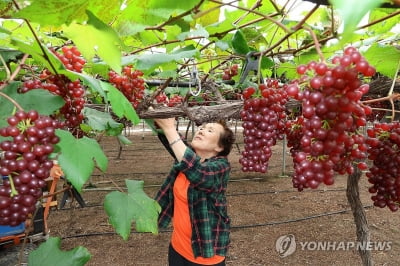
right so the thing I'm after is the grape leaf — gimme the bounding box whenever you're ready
[120,0,198,26]
[117,134,132,145]
[76,73,108,99]
[28,237,91,266]
[63,10,123,74]
[83,107,124,136]
[10,38,67,75]
[276,61,298,80]
[0,48,22,66]
[177,25,209,41]
[231,30,250,55]
[14,0,90,26]
[0,82,64,128]
[193,1,220,26]
[14,0,122,27]
[55,129,108,192]
[364,44,400,78]
[104,179,161,240]
[104,82,141,125]
[329,0,382,43]
[135,45,200,71]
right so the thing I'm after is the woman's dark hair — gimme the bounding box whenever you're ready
[216,120,235,156]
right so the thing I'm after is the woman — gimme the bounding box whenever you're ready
[154,117,235,266]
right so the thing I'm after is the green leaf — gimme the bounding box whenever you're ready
[76,73,108,100]
[215,40,230,51]
[261,56,274,69]
[14,0,90,26]
[105,83,141,125]
[329,0,383,43]
[104,179,161,240]
[28,237,91,266]
[10,38,66,74]
[83,107,124,136]
[177,25,209,42]
[120,0,198,26]
[143,119,163,134]
[63,10,123,73]
[55,129,108,192]
[14,0,122,26]
[231,30,250,55]
[364,44,400,78]
[276,61,297,80]
[368,8,399,34]
[0,82,64,128]
[0,48,22,66]
[193,1,221,26]
[16,90,65,114]
[117,134,132,145]
[135,45,199,71]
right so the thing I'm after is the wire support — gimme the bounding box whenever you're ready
[60,205,373,240]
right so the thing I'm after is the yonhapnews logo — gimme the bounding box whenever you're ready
[275,234,392,258]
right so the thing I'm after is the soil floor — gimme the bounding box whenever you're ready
[2,121,400,266]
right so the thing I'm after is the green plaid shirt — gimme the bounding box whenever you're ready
[155,147,231,258]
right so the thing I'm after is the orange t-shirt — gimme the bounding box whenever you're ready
[171,172,225,265]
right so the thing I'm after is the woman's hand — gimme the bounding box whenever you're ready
[154,117,176,132]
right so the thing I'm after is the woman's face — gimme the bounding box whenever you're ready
[190,123,224,157]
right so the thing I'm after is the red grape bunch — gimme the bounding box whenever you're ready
[222,64,239,80]
[365,122,400,212]
[52,46,86,73]
[167,95,184,107]
[20,46,86,130]
[285,46,375,191]
[0,110,61,226]
[108,65,145,109]
[239,79,288,173]
[155,93,183,107]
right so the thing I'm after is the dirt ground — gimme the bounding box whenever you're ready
[7,121,400,265]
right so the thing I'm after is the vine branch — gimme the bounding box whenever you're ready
[302,26,325,62]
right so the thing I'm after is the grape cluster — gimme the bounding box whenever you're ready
[108,65,145,109]
[155,92,168,104]
[239,79,288,173]
[52,46,86,73]
[365,122,400,212]
[155,93,184,107]
[286,46,375,191]
[20,46,86,130]
[0,110,61,226]
[222,64,239,80]
[168,95,184,107]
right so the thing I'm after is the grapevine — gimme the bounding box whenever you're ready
[0,110,61,226]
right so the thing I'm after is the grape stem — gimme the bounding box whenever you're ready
[0,91,24,111]
[8,174,19,197]
[302,26,325,63]
[361,93,400,122]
